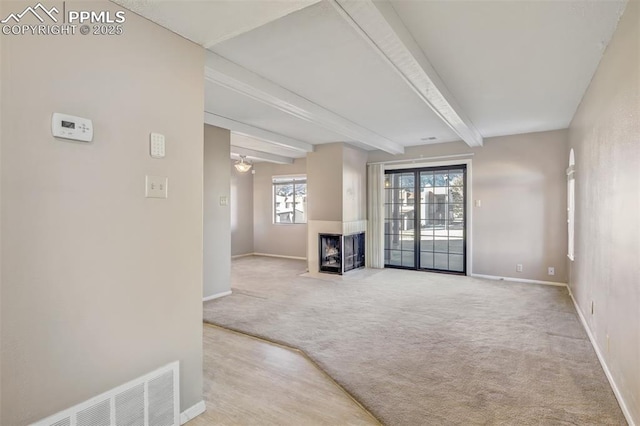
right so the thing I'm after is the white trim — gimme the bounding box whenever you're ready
[231,253,254,259]
[233,252,309,261]
[368,153,473,166]
[231,145,294,165]
[203,290,232,302]
[383,158,472,171]
[205,52,404,154]
[205,112,313,154]
[471,273,568,287]
[566,165,575,177]
[180,400,206,425]
[253,252,307,261]
[567,149,576,261]
[567,287,636,426]
[272,174,306,180]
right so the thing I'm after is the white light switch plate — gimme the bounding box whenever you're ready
[150,133,165,158]
[145,175,168,199]
[220,196,228,206]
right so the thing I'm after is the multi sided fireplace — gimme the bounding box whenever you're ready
[319,232,365,274]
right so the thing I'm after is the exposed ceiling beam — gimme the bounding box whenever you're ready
[331,0,483,147]
[204,112,314,153]
[231,146,295,165]
[205,52,405,155]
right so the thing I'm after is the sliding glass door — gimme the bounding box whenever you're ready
[384,165,467,274]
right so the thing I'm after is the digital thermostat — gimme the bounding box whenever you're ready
[52,113,93,142]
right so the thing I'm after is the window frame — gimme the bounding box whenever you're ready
[272,175,307,225]
[567,149,575,261]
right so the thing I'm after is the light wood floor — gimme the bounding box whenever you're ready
[187,324,380,426]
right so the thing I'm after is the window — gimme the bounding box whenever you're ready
[273,176,307,224]
[567,149,575,261]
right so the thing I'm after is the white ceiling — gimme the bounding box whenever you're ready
[389,0,627,138]
[116,0,627,163]
[113,0,320,47]
[210,1,459,146]
[204,80,352,145]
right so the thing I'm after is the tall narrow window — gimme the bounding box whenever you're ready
[567,149,575,261]
[273,176,307,224]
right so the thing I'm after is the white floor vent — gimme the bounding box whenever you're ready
[32,361,180,426]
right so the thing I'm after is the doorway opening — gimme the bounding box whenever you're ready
[384,165,467,274]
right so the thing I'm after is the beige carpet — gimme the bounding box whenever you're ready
[203,256,626,425]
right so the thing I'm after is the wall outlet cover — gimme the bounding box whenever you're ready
[145,175,168,199]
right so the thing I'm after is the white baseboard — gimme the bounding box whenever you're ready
[203,290,232,302]
[253,252,307,261]
[567,287,636,426]
[471,273,567,287]
[231,253,254,259]
[180,400,206,425]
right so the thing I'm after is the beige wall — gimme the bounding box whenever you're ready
[248,143,368,260]
[568,1,639,423]
[0,0,3,415]
[0,1,204,423]
[307,143,344,222]
[253,159,307,258]
[230,160,254,256]
[204,126,231,297]
[369,130,568,283]
[343,144,368,223]
[0,0,4,416]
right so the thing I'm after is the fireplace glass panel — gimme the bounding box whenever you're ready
[344,233,365,273]
[319,232,365,274]
[319,234,341,274]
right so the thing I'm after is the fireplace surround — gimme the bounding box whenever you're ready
[319,232,365,274]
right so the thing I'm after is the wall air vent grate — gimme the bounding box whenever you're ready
[31,362,179,426]
[148,371,175,426]
[77,399,110,426]
[115,383,145,426]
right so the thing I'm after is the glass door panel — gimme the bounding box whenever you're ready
[419,167,466,273]
[384,172,416,268]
